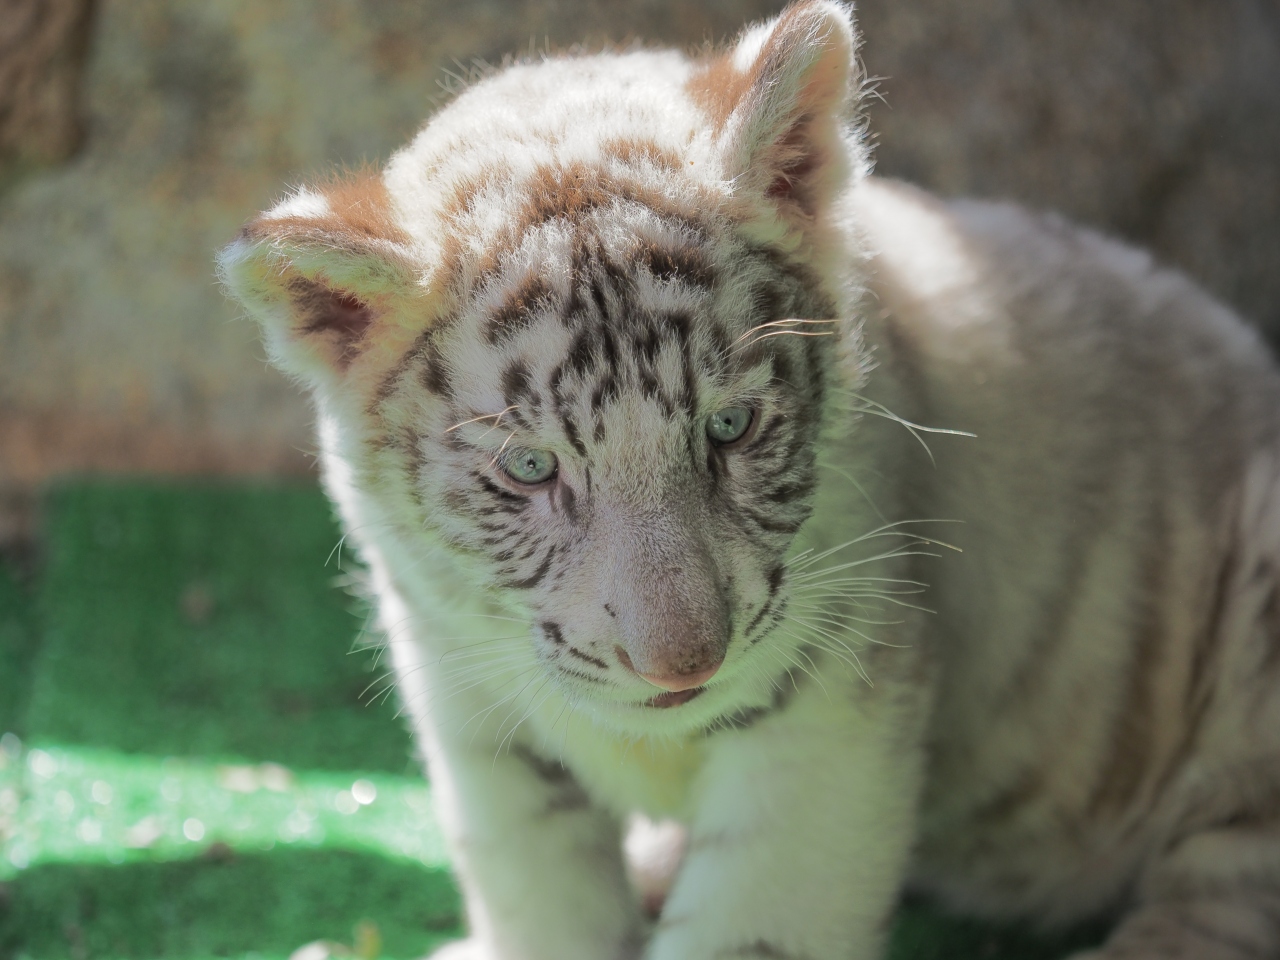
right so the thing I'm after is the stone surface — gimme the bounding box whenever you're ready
[858,0,1280,344]
[0,0,94,179]
[0,0,1277,499]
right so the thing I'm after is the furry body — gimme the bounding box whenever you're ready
[220,4,1280,957]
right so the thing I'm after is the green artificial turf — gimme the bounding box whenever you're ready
[0,557,36,739]
[3,852,460,959]
[0,479,1107,959]
[25,483,416,773]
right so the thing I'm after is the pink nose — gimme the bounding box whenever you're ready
[639,662,721,692]
[615,646,723,691]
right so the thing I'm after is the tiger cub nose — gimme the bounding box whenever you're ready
[641,662,722,692]
[614,646,723,691]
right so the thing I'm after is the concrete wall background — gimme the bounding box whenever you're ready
[2,0,1277,532]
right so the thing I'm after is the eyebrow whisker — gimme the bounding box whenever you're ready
[733,329,836,351]
[731,318,839,347]
[446,404,519,434]
[486,430,518,470]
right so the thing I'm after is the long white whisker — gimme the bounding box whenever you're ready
[731,317,840,345]
[846,391,975,465]
[487,430,517,469]
[734,329,835,351]
[446,404,519,433]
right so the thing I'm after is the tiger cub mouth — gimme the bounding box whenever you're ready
[646,688,705,709]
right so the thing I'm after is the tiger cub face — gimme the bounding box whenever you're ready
[219,2,867,735]
[394,209,835,731]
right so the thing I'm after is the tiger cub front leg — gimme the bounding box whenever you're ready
[647,676,928,960]
[427,731,644,960]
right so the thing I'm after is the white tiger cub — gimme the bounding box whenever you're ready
[218,2,1280,957]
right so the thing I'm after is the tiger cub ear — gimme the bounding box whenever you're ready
[217,173,425,392]
[691,0,861,224]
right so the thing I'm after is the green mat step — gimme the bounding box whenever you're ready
[23,482,416,773]
[0,480,1107,958]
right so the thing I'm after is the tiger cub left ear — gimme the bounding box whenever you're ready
[691,0,861,223]
[217,173,428,396]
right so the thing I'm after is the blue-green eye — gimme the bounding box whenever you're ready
[501,448,558,485]
[706,406,754,445]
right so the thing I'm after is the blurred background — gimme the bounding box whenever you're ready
[0,0,1277,957]
[3,0,1280,531]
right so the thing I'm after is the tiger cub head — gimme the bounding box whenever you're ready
[219,1,871,734]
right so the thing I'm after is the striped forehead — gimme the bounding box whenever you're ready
[442,218,731,444]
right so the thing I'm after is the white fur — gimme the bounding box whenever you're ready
[220,4,1280,958]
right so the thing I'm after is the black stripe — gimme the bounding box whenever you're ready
[475,474,526,509]
[750,281,786,323]
[556,482,577,521]
[419,336,451,396]
[561,412,587,457]
[743,508,804,534]
[501,360,533,405]
[750,414,788,452]
[600,324,619,371]
[638,368,660,401]
[590,277,609,316]
[369,347,415,414]
[748,601,787,645]
[590,373,619,413]
[509,744,591,814]
[567,330,594,374]
[743,566,786,637]
[681,352,698,414]
[767,350,794,387]
[639,245,715,287]
[507,545,556,590]
[764,478,816,505]
[560,667,607,685]
[486,276,551,344]
[511,744,573,784]
[541,621,565,645]
[567,646,609,670]
[634,326,661,364]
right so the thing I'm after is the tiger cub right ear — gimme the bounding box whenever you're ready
[217,173,428,393]
[690,0,862,227]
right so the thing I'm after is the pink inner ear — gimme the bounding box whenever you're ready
[763,115,822,211]
[290,278,374,340]
[766,154,818,203]
[287,277,376,368]
[306,289,372,339]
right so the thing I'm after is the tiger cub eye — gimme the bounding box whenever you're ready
[502,448,558,485]
[706,407,754,445]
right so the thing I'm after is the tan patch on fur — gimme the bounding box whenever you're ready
[685,2,833,130]
[321,170,411,243]
[240,168,409,248]
[600,137,683,171]
[441,158,723,297]
[487,275,553,341]
[685,51,755,131]
[441,164,508,220]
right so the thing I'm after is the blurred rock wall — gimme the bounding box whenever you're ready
[1,0,1277,515]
